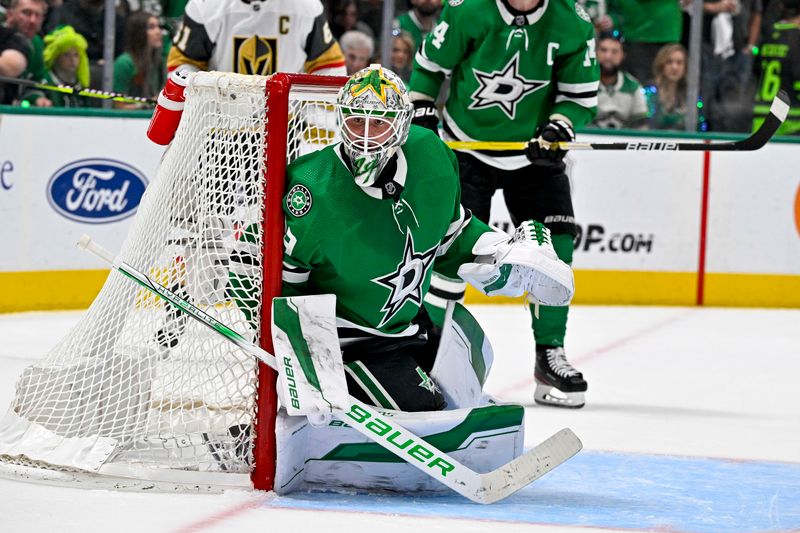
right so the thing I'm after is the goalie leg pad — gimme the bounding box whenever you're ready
[271,295,349,425]
[273,403,525,495]
[429,301,494,409]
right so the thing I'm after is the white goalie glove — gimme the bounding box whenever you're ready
[457,221,574,306]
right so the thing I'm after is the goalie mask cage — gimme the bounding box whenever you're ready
[0,72,347,492]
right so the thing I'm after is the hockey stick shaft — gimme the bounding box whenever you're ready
[445,90,790,153]
[77,235,581,503]
[0,75,156,105]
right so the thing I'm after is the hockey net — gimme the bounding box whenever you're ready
[0,72,346,491]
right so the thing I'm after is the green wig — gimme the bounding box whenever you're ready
[43,25,90,88]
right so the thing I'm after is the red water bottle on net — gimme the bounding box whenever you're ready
[147,66,195,145]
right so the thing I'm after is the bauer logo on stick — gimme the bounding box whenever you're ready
[287,184,313,217]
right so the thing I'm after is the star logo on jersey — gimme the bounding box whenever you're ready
[372,232,437,327]
[286,184,312,217]
[415,367,439,394]
[468,52,549,120]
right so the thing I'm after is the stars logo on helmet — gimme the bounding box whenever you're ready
[348,67,400,105]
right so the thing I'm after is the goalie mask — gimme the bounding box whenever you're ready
[336,65,413,187]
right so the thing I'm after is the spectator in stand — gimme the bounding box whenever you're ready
[592,31,648,129]
[339,29,373,75]
[698,0,763,132]
[4,0,48,104]
[113,11,165,109]
[46,0,126,88]
[602,0,683,86]
[22,24,91,107]
[0,23,29,104]
[329,0,375,40]
[393,0,440,51]
[646,43,690,130]
[390,29,414,82]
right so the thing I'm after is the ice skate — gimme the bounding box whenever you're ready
[534,345,587,408]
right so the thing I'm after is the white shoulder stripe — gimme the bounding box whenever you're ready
[415,49,452,76]
[555,94,599,108]
[557,81,600,93]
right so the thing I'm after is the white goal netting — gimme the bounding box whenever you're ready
[0,72,343,489]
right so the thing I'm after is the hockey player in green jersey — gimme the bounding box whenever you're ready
[279,64,575,412]
[753,0,800,136]
[408,0,599,408]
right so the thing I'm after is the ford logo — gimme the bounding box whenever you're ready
[47,158,148,224]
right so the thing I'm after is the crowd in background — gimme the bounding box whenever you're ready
[0,0,797,134]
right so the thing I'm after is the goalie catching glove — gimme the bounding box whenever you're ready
[457,221,574,306]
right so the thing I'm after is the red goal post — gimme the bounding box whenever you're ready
[256,73,347,490]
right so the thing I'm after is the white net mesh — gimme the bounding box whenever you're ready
[0,72,343,485]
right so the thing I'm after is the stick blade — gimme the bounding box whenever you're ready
[732,90,790,151]
[472,427,582,504]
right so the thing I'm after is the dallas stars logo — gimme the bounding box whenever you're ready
[468,52,549,120]
[348,68,399,105]
[372,232,437,327]
[286,184,312,217]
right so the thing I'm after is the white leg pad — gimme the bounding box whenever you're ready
[273,402,525,495]
[271,295,349,424]
[429,301,494,409]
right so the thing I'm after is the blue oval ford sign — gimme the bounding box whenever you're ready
[47,158,148,224]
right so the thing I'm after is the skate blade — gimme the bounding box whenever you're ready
[534,385,585,409]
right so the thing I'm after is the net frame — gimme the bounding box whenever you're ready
[0,72,348,492]
[254,73,346,490]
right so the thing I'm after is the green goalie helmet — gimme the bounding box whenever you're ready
[336,64,413,187]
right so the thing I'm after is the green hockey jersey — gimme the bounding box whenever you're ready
[409,0,599,169]
[753,22,800,136]
[281,126,493,340]
[395,11,428,51]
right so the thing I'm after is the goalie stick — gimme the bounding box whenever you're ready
[0,75,156,106]
[445,90,790,153]
[77,234,581,504]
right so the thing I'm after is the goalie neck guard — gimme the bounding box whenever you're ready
[336,65,413,188]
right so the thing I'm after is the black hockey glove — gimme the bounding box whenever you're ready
[411,99,440,135]
[524,119,575,167]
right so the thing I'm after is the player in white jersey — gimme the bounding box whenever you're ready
[167,0,346,76]
[155,0,345,354]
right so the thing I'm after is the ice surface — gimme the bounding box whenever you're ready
[0,305,798,533]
